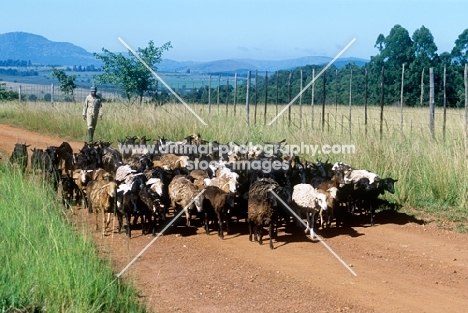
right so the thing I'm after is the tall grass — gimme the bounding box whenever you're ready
[1,100,467,227]
[0,164,150,312]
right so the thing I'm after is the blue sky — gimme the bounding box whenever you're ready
[1,0,467,62]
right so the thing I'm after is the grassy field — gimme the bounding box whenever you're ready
[0,100,467,231]
[0,163,150,312]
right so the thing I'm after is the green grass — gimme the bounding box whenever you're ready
[0,100,467,228]
[0,163,150,313]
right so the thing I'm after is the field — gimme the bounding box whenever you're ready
[1,100,468,312]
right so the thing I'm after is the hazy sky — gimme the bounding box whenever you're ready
[1,0,467,62]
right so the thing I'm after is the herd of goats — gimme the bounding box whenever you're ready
[7,133,398,249]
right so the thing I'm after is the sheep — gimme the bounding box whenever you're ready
[246,179,280,249]
[291,183,328,239]
[88,180,117,237]
[168,175,204,227]
[202,186,235,239]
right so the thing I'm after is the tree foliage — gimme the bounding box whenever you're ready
[50,68,76,101]
[94,41,172,103]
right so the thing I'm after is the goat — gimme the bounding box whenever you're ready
[88,180,117,237]
[168,175,204,227]
[10,143,30,173]
[247,179,280,249]
[202,186,235,239]
[248,193,278,249]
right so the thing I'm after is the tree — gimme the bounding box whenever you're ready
[451,29,468,65]
[51,68,77,101]
[94,40,172,104]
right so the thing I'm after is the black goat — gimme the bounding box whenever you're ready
[10,143,30,173]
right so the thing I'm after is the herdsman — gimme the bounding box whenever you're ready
[82,84,103,142]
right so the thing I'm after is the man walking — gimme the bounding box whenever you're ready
[82,85,102,142]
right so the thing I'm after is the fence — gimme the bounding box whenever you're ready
[3,64,468,140]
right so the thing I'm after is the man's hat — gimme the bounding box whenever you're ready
[90,85,97,92]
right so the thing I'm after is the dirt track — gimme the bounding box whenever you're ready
[1,123,468,313]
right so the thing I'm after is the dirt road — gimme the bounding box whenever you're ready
[1,123,467,313]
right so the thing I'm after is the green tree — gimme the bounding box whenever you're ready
[94,40,172,104]
[451,28,468,66]
[51,68,77,101]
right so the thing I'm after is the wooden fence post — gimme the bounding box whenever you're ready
[429,67,435,141]
[464,64,468,152]
[400,63,405,134]
[364,67,368,136]
[380,66,384,140]
[233,73,237,117]
[300,69,303,128]
[443,65,447,141]
[311,68,315,129]
[264,71,268,125]
[254,70,258,125]
[322,71,326,131]
[246,71,250,126]
[225,78,229,116]
[349,68,352,140]
[208,75,211,113]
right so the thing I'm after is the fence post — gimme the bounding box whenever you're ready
[51,84,54,105]
[233,73,237,117]
[225,78,229,116]
[400,63,405,135]
[208,75,211,113]
[380,66,384,140]
[18,85,21,104]
[429,67,435,141]
[349,68,352,140]
[364,67,368,136]
[299,69,303,128]
[311,68,315,129]
[246,71,250,126]
[443,64,447,142]
[264,71,268,125]
[288,70,292,127]
[322,71,326,131]
[254,70,258,125]
[464,64,468,153]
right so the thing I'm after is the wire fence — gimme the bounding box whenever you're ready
[2,64,467,142]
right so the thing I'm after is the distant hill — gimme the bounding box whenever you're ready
[0,32,101,66]
[0,31,368,72]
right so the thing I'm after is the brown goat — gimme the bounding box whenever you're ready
[88,180,117,237]
[202,186,235,239]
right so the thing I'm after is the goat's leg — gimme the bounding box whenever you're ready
[217,212,224,239]
[126,212,131,238]
[101,210,106,237]
[204,212,210,235]
[248,221,253,242]
[269,222,274,250]
[257,225,263,245]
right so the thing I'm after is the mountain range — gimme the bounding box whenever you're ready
[0,32,368,73]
